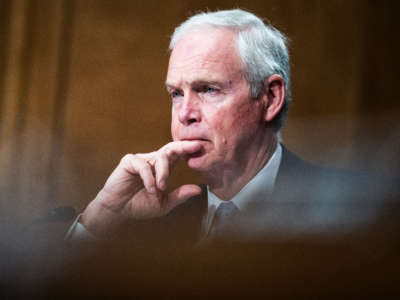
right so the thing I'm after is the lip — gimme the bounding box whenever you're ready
[180,138,209,142]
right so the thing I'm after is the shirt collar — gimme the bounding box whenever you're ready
[201,144,282,241]
[207,143,282,211]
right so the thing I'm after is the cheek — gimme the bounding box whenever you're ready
[209,109,227,134]
[212,102,261,143]
[170,115,179,140]
[208,108,240,146]
[223,102,257,126]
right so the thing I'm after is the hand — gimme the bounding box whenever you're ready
[81,141,203,237]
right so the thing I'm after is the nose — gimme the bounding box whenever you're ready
[178,91,201,125]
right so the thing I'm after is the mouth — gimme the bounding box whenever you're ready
[181,138,208,142]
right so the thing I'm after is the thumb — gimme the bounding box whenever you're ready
[164,184,202,214]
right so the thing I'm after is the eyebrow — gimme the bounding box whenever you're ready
[165,83,177,90]
[165,80,226,90]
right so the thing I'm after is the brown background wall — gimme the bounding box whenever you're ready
[0,0,399,227]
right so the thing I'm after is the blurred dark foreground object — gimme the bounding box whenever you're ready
[1,173,400,300]
[2,199,400,300]
[13,235,400,299]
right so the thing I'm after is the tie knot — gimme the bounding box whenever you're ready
[210,201,240,238]
[215,201,239,219]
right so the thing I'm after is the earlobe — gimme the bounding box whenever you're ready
[263,75,286,122]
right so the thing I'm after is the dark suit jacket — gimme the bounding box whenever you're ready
[157,145,394,245]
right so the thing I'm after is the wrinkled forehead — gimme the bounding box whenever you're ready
[167,28,244,83]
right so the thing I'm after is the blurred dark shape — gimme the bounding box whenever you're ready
[34,206,76,223]
[2,179,399,299]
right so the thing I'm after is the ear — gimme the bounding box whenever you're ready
[262,74,286,122]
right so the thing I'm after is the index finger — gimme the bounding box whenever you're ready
[160,140,203,160]
[153,141,203,190]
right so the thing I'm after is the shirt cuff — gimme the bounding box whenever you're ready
[64,214,97,242]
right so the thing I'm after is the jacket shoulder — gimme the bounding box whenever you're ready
[270,146,391,236]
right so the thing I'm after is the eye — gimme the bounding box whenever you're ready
[206,87,216,93]
[198,85,218,94]
[170,90,183,99]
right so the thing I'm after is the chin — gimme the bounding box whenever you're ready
[186,156,211,172]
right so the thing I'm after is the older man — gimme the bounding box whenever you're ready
[69,9,382,243]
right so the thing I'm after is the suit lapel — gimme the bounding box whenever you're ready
[166,184,208,245]
[272,145,319,203]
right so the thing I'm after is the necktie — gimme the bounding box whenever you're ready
[209,201,240,238]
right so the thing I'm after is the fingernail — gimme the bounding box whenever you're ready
[159,180,166,191]
[149,186,156,194]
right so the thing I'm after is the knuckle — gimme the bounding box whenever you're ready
[159,144,169,154]
[120,153,147,168]
[120,153,135,163]
[165,148,173,157]
[157,145,170,157]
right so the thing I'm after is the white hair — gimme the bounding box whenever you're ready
[169,9,291,131]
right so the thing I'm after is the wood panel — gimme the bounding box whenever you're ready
[0,0,71,225]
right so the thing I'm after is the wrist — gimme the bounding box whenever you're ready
[81,201,123,239]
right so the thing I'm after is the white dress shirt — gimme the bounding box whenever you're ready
[200,144,282,241]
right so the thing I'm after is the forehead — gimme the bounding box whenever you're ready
[166,28,244,84]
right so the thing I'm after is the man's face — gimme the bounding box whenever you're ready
[166,28,265,173]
